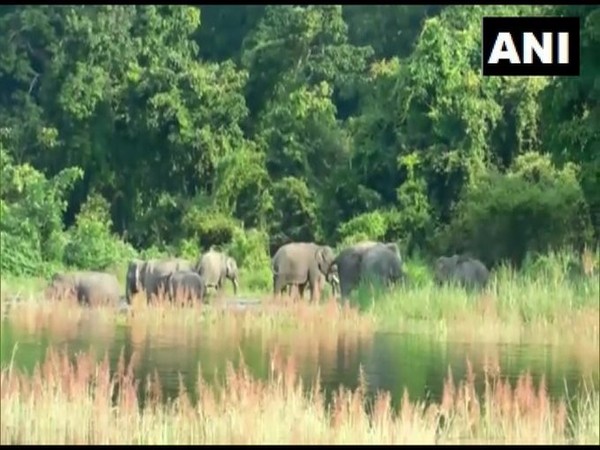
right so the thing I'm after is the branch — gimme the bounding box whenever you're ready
[28,72,39,95]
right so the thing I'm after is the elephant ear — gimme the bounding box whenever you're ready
[385,242,400,256]
[134,263,142,291]
[316,246,331,272]
[435,256,448,273]
[315,247,325,265]
[226,257,237,276]
[139,262,149,286]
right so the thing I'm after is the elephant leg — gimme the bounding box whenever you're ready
[288,284,300,302]
[76,287,90,306]
[168,282,175,304]
[273,276,287,301]
[307,271,321,304]
[273,275,278,297]
[309,280,320,303]
[298,283,306,300]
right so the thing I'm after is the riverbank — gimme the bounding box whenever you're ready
[2,262,598,347]
[1,347,598,445]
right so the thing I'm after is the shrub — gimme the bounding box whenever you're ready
[182,202,240,251]
[338,210,388,246]
[0,148,82,276]
[437,152,594,268]
[226,228,272,293]
[63,193,137,270]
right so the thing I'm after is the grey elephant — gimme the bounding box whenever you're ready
[434,254,490,290]
[162,270,207,305]
[271,242,336,302]
[332,241,403,300]
[194,250,239,295]
[125,258,193,304]
[360,244,405,288]
[47,271,121,306]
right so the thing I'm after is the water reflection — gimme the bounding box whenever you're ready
[2,317,597,410]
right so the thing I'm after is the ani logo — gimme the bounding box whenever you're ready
[482,16,580,76]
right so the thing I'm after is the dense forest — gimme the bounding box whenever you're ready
[1,5,598,278]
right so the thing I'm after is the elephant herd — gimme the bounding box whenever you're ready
[45,249,239,307]
[45,240,491,307]
[271,240,490,303]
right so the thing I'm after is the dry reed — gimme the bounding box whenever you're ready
[1,347,598,445]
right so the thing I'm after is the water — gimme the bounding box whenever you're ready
[1,316,597,409]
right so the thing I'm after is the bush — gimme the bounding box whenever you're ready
[437,152,594,268]
[0,148,82,276]
[226,228,272,293]
[138,245,169,261]
[337,210,388,246]
[176,238,202,263]
[182,202,240,250]
[63,194,137,270]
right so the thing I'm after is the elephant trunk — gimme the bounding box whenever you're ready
[232,277,239,295]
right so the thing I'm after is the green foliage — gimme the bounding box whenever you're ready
[138,246,169,261]
[0,147,82,276]
[540,6,600,239]
[176,238,201,263]
[0,5,598,277]
[63,193,137,270]
[226,228,272,292]
[182,202,240,251]
[338,211,388,246]
[439,153,593,267]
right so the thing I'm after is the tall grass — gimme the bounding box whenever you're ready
[1,249,598,345]
[1,293,375,339]
[1,347,598,445]
[356,250,599,344]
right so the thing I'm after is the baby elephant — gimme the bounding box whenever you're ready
[434,254,490,290]
[165,270,207,305]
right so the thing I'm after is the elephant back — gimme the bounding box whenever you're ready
[80,272,121,306]
[146,258,190,277]
[456,257,490,287]
[360,245,403,285]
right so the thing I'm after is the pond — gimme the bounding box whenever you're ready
[1,314,597,410]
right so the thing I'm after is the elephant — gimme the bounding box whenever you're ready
[46,271,121,307]
[125,258,145,304]
[289,270,340,300]
[331,241,402,300]
[163,270,207,305]
[125,258,193,304]
[194,250,239,295]
[360,244,405,288]
[271,242,336,302]
[434,254,490,290]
